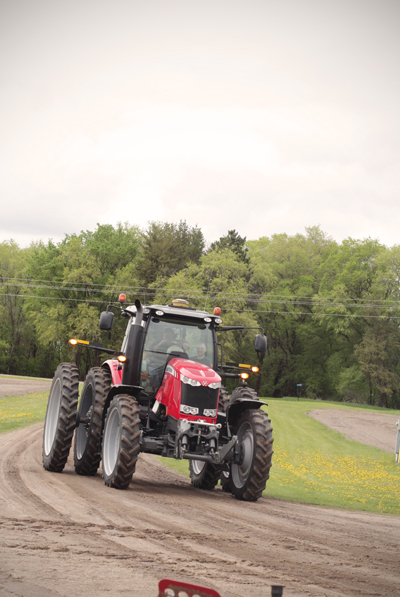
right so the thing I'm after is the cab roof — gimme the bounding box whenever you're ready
[126,302,221,322]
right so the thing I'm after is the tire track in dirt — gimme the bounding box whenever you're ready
[0,424,399,597]
[1,425,66,521]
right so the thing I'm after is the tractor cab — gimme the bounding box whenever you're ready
[114,298,221,399]
[140,310,216,395]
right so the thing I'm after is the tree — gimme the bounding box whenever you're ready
[209,229,249,264]
[0,241,35,374]
[23,224,142,378]
[247,228,336,398]
[137,221,205,286]
[355,322,400,408]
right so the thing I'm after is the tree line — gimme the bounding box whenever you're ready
[1,221,400,408]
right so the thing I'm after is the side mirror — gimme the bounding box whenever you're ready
[255,334,267,353]
[99,311,114,330]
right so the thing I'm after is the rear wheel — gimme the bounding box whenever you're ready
[229,385,258,405]
[220,467,232,492]
[102,395,140,489]
[74,367,111,476]
[189,460,221,490]
[42,363,79,472]
[231,409,273,502]
[218,385,229,413]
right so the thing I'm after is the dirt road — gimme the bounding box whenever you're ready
[0,375,52,398]
[1,378,399,596]
[1,421,399,597]
[308,408,399,454]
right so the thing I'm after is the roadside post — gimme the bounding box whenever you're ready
[395,416,400,464]
[297,384,302,401]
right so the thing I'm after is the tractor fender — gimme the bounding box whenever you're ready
[102,359,122,386]
[227,398,264,426]
[100,361,141,426]
[99,382,144,429]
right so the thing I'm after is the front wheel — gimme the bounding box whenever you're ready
[102,395,140,489]
[231,409,273,502]
[189,460,221,490]
[42,363,79,472]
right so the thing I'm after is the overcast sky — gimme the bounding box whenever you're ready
[1,0,399,248]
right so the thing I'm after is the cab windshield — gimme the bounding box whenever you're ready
[141,316,214,394]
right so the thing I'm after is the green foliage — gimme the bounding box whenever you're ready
[0,241,37,375]
[209,229,249,264]
[246,227,336,398]
[137,220,205,286]
[2,221,400,408]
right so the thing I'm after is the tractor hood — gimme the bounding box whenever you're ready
[166,358,221,386]
[155,357,221,423]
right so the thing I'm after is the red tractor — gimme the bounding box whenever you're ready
[42,298,273,501]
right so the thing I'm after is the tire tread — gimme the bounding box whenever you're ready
[42,363,79,473]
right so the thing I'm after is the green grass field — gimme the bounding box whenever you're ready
[160,398,400,515]
[264,398,400,514]
[1,388,399,514]
[0,392,49,433]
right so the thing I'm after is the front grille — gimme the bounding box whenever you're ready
[181,384,219,413]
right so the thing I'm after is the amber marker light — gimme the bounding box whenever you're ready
[118,293,126,303]
[213,307,221,315]
[117,355,127,363]
[240,372,250,380]
[69,339,78,345]
[251,366,259,373]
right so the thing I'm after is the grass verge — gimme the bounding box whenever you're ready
[264,398,400,515]
[0,392,49,433]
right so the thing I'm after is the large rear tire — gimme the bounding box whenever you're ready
[231,408,273,502]
[189,460,221,490]
[102,395,140,489]
[42,363,79,472]
[74,367,111,476]
[218,385,229,413]
[229,385,258,405]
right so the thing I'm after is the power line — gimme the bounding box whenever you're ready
[1,283,398,311]
[2,276,399,304]
[2,293,400,319]
[3,293,106,304]
[221,307,400,320]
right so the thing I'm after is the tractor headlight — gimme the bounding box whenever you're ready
[208,381,221,389]
[180,374,201,387]
[203,409,216,417]
[180,405,199,415]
